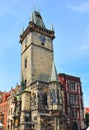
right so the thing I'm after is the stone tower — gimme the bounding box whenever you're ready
[20,10,55,88]
[12,10,66,130]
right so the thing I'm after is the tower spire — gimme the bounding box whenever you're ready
[50,61,59,82]
[50,24,54,31]
[20,27,24,35]
[30,12,34,22]
[30,10,45,28]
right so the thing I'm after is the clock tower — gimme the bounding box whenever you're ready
[17,10,65,130]
[20,10,55,88]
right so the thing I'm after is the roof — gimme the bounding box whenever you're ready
[58,73,80,79]
[30,10,45,28]
[35,73,49,83]
[49,61,59,82]
[84,107,89,115]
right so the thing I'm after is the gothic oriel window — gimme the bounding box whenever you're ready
[57,89,60,104]
[38,92,48,110]
[50,89,56,104]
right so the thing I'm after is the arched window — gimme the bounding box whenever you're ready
[72,121,78,130]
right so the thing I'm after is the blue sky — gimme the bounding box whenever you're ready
[0,0,89,107]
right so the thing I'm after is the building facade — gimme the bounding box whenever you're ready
[7,84,21,130]
[58,73,85,130]
[0,10,85,130]
[0,91,10,130]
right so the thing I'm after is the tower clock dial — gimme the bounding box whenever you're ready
[39,34,46,43]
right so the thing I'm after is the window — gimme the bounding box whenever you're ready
[24,37,28,44]
[43,92,47,105]
[69,82,76,91]
[24,113,30,120]
[69,95,78,106]
[71,109,77,118]
[50,89,56,104]
[24,58,27,68]
[24,79,27,88]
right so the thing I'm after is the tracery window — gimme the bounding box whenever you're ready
[50,89,57,104]
[38,92,48,110]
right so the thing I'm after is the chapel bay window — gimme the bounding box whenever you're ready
[50,89,56,104]
[38,92,48,110]
[50,89,60,104]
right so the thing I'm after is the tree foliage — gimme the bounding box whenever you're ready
[86,113,89,127]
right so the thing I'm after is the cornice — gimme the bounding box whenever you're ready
[20,22,55,43]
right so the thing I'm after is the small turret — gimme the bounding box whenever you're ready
[20,27,24,35]
[50,24,54,31]
[50,61,59,82]
[30,12,34,22]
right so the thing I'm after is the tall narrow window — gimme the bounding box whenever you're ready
[24,58,27,68]
[71,109,77,118]
[69,82,76,91]
[43,92,47,106]
[24,79,27,88]
[50,89,56,104]
[69,95,78,106]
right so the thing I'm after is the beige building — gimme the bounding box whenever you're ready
[10,10,67,130]
[7,84,21,130]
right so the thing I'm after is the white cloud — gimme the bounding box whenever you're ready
[81,45,89,50]
[73,43,89,56]
[67,1,89,14]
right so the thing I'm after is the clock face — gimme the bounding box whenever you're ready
[39,35,46,43]
[24,37,28,44]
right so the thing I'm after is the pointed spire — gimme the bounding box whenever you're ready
[30,10,45,28]
[20,27,24,35]
[50,24,54,31]
[30,12,34,22]
[50,61,59,82]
